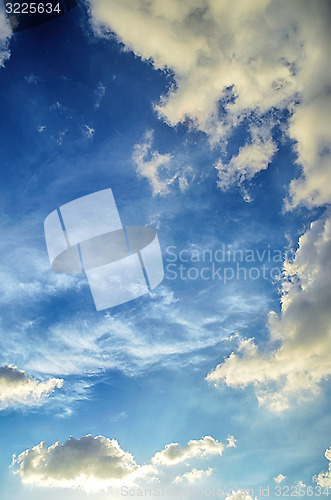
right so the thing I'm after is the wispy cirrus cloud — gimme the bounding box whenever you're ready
[12,435,153,493]
[0,282,268,379]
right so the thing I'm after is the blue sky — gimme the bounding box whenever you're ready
[0,1,331,499]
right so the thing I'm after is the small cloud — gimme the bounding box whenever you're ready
[82,124,95,139]
[50,102,62,111]
[133,131,195,196]
[0,365,63,410]
[151,436,225,466]
[57,129,68,146]
[173,468,214,484]
[108,411,128,422]
[274,474,286,483]
[296,481,306,488]
[215,125,277,200]
[38,126,46,133]
[226,436,236,448]
[25,74,40,85]
[314,447,331,487]
[95,82,106,108]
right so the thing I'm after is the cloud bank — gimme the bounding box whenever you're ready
[207,209,331,411]
[13,434,229,492]
[0,365,63,410]
[89,0,331,208]
[12,435,149,493]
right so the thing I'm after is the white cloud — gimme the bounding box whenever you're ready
[82,124,95,139]
[286,95,331,209]
[173,467,214,484]
[314,447,331,487]
[13,434,228,492]
[226,436,236,448]
[56,128,68,145]
[50,101,62,111]
[274,474,286,483]
[0,365,63,410]
[95,81,106,108]
[0,3,11,67]
[133,131,173,196]
[151,436,225,465]
[89,0,331,208]
[133,131,194,196]
[216,125,277,197]
[296,481,306,488]
[12,435,153,493]
[207,208,331,411]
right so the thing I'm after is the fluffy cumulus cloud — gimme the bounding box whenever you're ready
[0,2,11,67]
[89,0,331,208]
[314,447,331,487]
[207,208,331,412]
[151,436,225,465]
[13,434,228,492]
[133,131,194,196]
[12,435,152,493]
[0,365,63,410]
[173,467,214,484]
